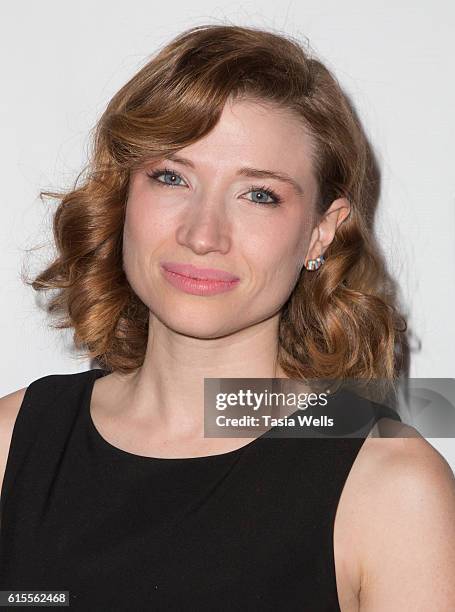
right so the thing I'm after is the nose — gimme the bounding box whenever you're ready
[175,196,232,255]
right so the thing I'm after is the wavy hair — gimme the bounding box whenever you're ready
[25,24,408,394]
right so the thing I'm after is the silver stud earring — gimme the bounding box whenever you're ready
[305,254,325,271]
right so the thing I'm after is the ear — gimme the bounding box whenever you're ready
[304,197,351,264]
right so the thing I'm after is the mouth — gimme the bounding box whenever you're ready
[160,262,240,296]
[160,261,240,282]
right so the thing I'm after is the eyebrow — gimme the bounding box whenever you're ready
[162,153,305,197]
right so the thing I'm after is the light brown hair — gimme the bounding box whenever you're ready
[26,24,408,389]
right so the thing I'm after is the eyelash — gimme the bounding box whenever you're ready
[146,166,283,207]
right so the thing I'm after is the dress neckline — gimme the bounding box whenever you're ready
[84,367,270,463]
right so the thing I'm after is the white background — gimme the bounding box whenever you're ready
[1,1,454,468]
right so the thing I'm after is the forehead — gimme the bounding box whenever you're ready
[178,98,316,180]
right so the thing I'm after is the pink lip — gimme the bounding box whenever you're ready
[160,262,240,296]
[161,261,240,281]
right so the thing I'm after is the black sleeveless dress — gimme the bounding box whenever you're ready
[0,368,400,611]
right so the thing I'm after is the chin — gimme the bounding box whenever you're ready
[151,306,238,339]
[171,321,238,340]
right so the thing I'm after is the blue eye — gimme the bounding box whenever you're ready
[146,167,282,207]
[147,167,186,187]
[245,187,282,207]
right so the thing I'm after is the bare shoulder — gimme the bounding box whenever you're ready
[0,387,28,495]
[338,419,455,610]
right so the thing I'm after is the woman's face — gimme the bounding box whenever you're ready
[123,98,321,338]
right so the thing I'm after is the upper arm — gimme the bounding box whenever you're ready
[358,436,455,611]
[0,387,27,497]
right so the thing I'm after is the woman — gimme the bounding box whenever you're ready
[1,24,454,611]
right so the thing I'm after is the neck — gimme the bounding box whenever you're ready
[111,311,287,438]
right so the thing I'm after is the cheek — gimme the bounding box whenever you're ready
[122,198,160,286]
[123,193,173,259]
[240,216,309,281]
[124,194,156,241]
